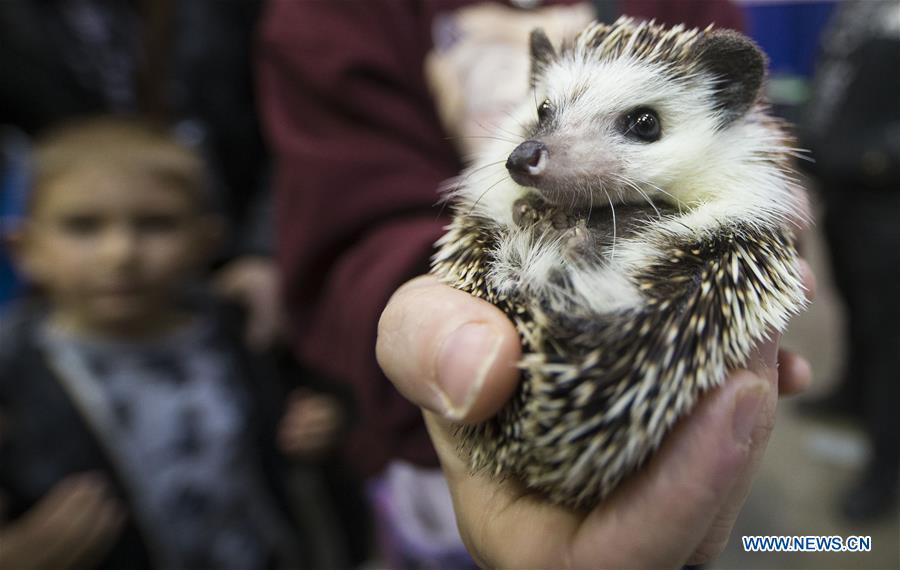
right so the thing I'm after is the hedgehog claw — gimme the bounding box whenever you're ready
[512,195,549,227]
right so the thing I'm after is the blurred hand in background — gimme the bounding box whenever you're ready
[278,389,345,459]
[213,255,284,351]
[0,473,125,570]
[424,2,593,159]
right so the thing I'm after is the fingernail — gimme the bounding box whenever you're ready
[732,382,767,444]
[436,323,502,420]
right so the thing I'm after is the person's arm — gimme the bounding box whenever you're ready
[257,0,462,475]
[621,0,745,31]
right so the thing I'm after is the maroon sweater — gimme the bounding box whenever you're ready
[257,0,743,477]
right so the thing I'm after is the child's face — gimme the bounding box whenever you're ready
[18,167,219,336]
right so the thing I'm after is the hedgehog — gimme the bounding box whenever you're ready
[430,17,809,509]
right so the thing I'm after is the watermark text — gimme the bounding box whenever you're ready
[742,535,872,553]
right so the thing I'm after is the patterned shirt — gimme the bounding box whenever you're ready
[40,318,293,569]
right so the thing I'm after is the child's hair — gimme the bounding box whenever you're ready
[29,116,209,213]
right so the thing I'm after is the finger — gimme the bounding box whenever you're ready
[295,414,341,434]
[776,349,813,397]
[572,371,772,568]
[423,410,560,568]
[281,431,334,455]
[289,433,332,452]
[282,394,307,413]
[37,473,105,525]
[282,420,338,443]
[685,334,785,563]
[377,275,521,423]
[212,258,283,350]
[37,475,112,567]
[6,480,74,568]
[245,310,276,350]
[290,396,340,417]
[745,333,780,388]
[48,474,110,530]
[685,370,779,564]
[66,500,126,569]
[280,406,341,437]
[797,257,817,302]
[284,405,336,427]
[279,419,338,450]
[429,369,772,569]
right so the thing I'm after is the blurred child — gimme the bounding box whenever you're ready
[0,118,337,568]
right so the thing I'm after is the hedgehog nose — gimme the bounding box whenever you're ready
[507,140,548,184]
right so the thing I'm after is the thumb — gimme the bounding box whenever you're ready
[377,275,521,423]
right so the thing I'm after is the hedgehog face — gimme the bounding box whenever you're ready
[441,18,802,333]
[450,20,788,241]
[510,57,717,210]
[504,24,766,214]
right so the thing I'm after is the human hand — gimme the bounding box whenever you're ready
[278,389,345,459]
[377,263,814,568]
[0,473,125,570]
[424,2,594,158]
[212,255,284,351]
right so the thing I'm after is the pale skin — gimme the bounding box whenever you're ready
[377,263,815,569]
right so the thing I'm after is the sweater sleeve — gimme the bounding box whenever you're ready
[257,0,461,475]
[621,0,745,31]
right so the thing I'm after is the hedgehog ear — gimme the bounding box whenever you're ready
[691,30,767,125]
[530,28,557,85]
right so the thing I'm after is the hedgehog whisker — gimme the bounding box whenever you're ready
[458,159,509,189]
[614,174,662,221]
[587,181,594,225]
[639,179,685,214]
[468,174,511,216]
[602,186,617,259]
[501,108,530,135]
[631,182,663,221]
[638,187,663,221]
[437,159,509,217]
[446,134,520,145]
[474,117,523,143]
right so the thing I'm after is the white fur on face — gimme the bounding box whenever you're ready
[447,50,802,315]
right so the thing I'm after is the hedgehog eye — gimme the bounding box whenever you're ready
[622,107,661,142]
[537,99,553,122]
